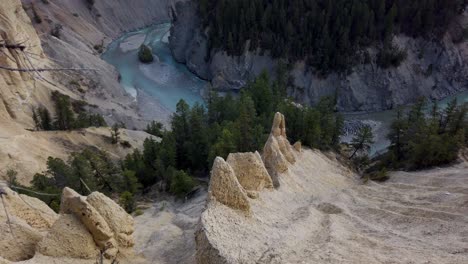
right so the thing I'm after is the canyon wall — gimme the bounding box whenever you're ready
[170,1,468,112]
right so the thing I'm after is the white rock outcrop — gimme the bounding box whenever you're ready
[0,183,58,262]
[226,151,273,192]
[197,113,468,264]
[208,157,251,213]
[0,184,135,263]
[87,192,135,248]
[198,113,301,263]
[36,214,100,259]
[262,112,297,187]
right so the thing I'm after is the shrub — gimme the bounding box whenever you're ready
[110,123,121,144]
[119,191,135,213]
[86,0,95,10]
[120,140,132,148]
[93,41,104,54]
[134,209,144,216]
[138,44,154,64]
[6,169,18,186]
[367,168,390,182]
[377,44,407,68]
[169,169,196,199]
[51,24,63,39]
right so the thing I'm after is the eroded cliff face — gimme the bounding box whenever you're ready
[0,0,161,185]
[20,0,186,128]
[0,184,140,263]
[0,0,170,185]
[197,113,468,264]
[0,0,50,126]
[170,1,468,112]
[290,32,468,111]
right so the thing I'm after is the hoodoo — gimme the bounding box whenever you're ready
[0,185,136,263]
[197,112,303,263]
[262,112,297,187]
[195,113,468,264]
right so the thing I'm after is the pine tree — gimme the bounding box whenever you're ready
[236,93,257,152]
[110,123,121,144]
[349,125,374,159]
[145,121,164,137]
[39,107,52,130]
[172,100,191,168]
[187,103,209,172]
[208,128,237,163]
[387,108,407,162]
[52,92,75,130]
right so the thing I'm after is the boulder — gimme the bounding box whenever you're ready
[36,214,99,259]
[294,141,302,152]
[0,220,42,261]
[87,192,135,248]
[0,185,57,261]
[226,151,273,192]
[59,188,117,257]
[208,157,250,212]
[195,228,228,264]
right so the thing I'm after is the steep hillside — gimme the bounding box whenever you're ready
[0,0,49,126]
[170,1,468,111]
[21,0,186,127]
[0,0,161,185]
[197,113,468,263]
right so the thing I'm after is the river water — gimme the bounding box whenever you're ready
[104,23,467,154]
[102,23,206,112]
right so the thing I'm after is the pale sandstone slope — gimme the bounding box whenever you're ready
[0,0,157,185]
[198,113,468,264]
[133,190,207,264]
[0,127,155,186]
[0,0,50,126]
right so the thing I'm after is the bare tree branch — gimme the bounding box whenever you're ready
[0,43,26,51]
[0,65,98,72]
[1,40,97,73]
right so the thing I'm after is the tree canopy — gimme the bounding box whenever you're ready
[382,99,467,170]
[199,0,464,73]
